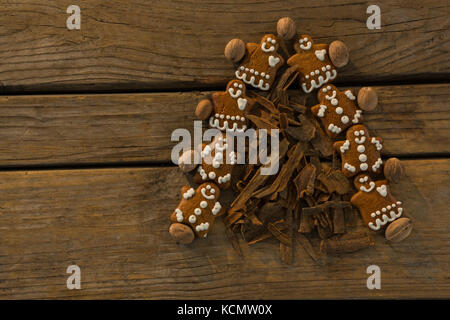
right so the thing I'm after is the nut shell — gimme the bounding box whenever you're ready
[384,157,405,183]
[385,218,413,242]
[329,40,349,68]
[277,17,296,40]
[195,99,213,120]
[224,38,246,63]
[357,87,378,111]
[178,149,199,173]
[169,223,195,245]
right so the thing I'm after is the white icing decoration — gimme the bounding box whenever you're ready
[218,173,231,184]
[183,188,195,199]
[200,201,208,208]
[355,136,366,144]
[357,145,365,153]
[198,166,207,180]
[371,137,383,150]
[335,107,343,114]
[175,208,184,222]
[261,42,275,52]
[201,187,215,200]
[359,154,367,162]
[317,105,327,117]
[376,185,387,197]
[299,40,312,50]
[360,163,368,171]
[237,97,247,110]
[228,88,242,98]
[315,49,326,61]
[208,171,216,179]
[268,55,280,67]
[341,115,349,124]
[194,208,202,216]
[372,158,383,172]
[352,110,362,124]
[344,163,356,173]
[328,123,341,134]
[195,222,210,232]
[235,70,270,90]
[212,202,222,215]
[345,90,356,100]
[360,181,375,192]
[301,69,337,93]
[340,140,350,153]
[325,90,336,101]
[189,215,196,224]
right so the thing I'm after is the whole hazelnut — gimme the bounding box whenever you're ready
[357,87,378,111]
[178,149,199,173]
[277,17,297,40]
[169,223,195,245]
[384,157,405,183]
[329,40,349,68]
[195,99,213,120]
[385,218,413,243]
[224,38,246,63]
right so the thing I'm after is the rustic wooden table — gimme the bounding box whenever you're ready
[0,0,448,299]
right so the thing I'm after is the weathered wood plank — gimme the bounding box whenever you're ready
[0,84,448,167]
[0,159,448,299]
[0,0,448,93]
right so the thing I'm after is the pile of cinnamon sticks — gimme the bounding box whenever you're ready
[223,66,374,264]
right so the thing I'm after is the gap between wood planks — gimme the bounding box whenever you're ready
[0,155,448,173]
[1,78,449,96]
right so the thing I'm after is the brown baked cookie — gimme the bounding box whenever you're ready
[311,84,362,137]
[208,79,255,133]
[351,174,404,232]
[287,35,337,93]
[333,124,383,177]
[170,183,222,238]
[194,135,236,189]
[234,34,284,91]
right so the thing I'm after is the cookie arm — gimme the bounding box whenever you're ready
[311,103,327,118]
[315,43,329,52]
[287,54,301,67]
[333,140,345,152]
[246,43,259,55]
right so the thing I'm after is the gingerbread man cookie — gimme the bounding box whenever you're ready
[170,183,222,238]
[351,174,404,231]
[234,34,284,91]
[287,35,337,93]
[194,135,236,189]
[333,125,383,177]
[311,84,362,137]
[207,79,255,133]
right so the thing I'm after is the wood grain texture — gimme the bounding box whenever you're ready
[0,159,448,299]
[0,0,448,93]
[0,84,448,167]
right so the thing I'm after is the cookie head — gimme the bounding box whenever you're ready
[294,34,313,52]
[354,174,375,192]
[317,84,339,105]
[346,124,369,141]
[260,34,279,53]
[226,79,246,99]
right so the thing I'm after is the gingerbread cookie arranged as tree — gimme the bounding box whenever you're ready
[333,124,383,177]
[170,183,223,243]
[224,34,284,91]
[195,79,255,133]
[351,174,404,232]
[169,16,413,247]
[311,84,363,137]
